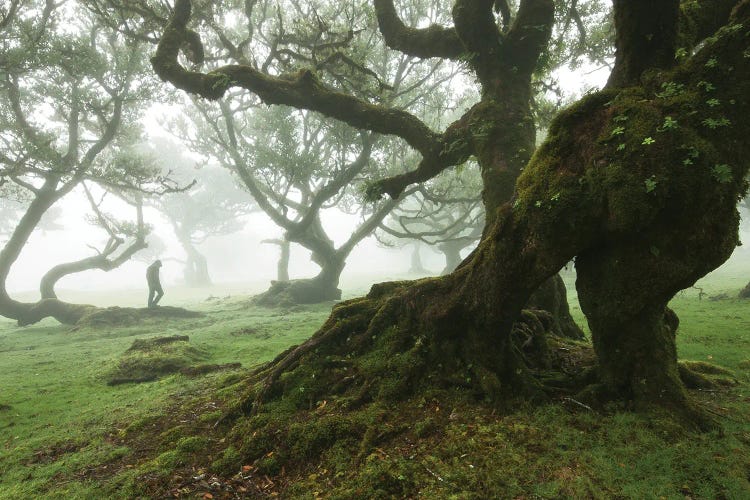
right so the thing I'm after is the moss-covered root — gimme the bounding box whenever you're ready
[253,279,341,307]
[241,273,582,423]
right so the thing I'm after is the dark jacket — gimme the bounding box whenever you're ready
[146,262,161,287]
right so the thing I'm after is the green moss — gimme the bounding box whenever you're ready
[211,446,242,475]
[159,425,188,444]
[175,436,208,454]
[414,417,438,438]
[105,336,207,385]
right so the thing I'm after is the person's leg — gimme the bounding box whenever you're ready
[153,286,164,306]
[148,287,156,308]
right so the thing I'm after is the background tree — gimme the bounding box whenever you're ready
[377,164,484,275]
[164,0,466,304]
[143,137,255,287]
[38,185,150,299]
[0,0,180,325]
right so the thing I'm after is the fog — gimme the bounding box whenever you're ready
[7,173,749,304]
[4,190,451,299]
[4,63,747,307]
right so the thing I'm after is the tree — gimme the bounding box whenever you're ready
[153,0,750,448]
[39,184,150,299]
[377,164,484,275]
[169,2,462,304]
[0,0,180,325]
[144,137,255,287]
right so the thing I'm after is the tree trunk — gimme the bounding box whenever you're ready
[527,275,584,340]
[0,182,99,325]
[255,249,343,306]
[40,238,148,299]
[174,226,211,287]
[408,243,427,274]
[277,238,290,282]
[184,251,211,287]
[438,240,464,275]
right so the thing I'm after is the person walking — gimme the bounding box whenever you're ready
[147,260,164,308]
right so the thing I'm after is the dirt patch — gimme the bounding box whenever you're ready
[106,336,207,386]
[0,404,12,411]
[230,326,270,339]
[75,306,204,329]
[26,440,84,464]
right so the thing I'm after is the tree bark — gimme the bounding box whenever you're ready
[39,238,147,299]
[408,243,428,274]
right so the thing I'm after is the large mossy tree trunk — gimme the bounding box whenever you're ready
[152,0,750,453]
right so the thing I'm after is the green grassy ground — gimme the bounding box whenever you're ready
[0,264,749,498]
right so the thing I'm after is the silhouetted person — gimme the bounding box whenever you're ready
[147,260,164,308]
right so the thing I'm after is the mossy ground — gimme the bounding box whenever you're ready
[1,266,749,498]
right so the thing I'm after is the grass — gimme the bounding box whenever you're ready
[0,292,332,498]
[1,264,749,498]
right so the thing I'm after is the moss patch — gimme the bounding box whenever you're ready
[105,335,207,385]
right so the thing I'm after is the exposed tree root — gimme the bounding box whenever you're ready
[253,279,342,307]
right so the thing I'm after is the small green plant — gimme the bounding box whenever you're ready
[706,98,721,107]
[656,81,685,98]
[702,117,731,129]
[658,116,678,131]
[613,114,629,123]
[610,126,626,137]
[211,72,232,90]
[711,164,733,183]
[617,143,626,152]
[675,47,688,60]
[644,176,658,193]
[641,137,656,145]
[705,57,718,68]
[697,80,716,92]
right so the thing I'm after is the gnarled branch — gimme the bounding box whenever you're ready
[373,0,463,60]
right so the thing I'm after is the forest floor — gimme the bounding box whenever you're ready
[1,262,749,499]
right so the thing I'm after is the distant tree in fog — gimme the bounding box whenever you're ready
[377,163,484,275]
[144,137,256,287]
[167,0,460,305]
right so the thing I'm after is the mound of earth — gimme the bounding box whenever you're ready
[75,306,204,329]
[106,335,207,385]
